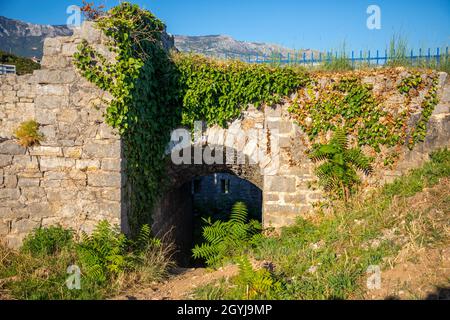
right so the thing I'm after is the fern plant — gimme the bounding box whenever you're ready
[76,222,164,283]
[234,256,283,300]
[76,221,130,283]
[308,127,373,201]
[192,202,262,267]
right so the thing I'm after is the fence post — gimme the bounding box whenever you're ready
[428,48,431,64]
[303,52,306,65]
[368,50,371,66]
[376,50,379,65]
[311,52,314,67]
[385,49,388,64]
[436,47,440,67]
[351,51,354,68]
[410,49,413,65]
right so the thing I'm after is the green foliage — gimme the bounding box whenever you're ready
[13,120,44,147]
[74,3,309,232]
[409,75,440,148]
[76,221,130,283]
[195,256,283,300]
[290,77,396,150]
[308,127,373,200]
[192,202,262,267]
[1,221,173,300]
[174,53,310,128]
[398,73,422,94]
[73,2,182,233]
[290,73,440,152]
[0,50,40,75]
[321,56,353,72]
[195,149,450,300]
[387,35,411,67]
[382,148,450,198]
[21,226,73,256]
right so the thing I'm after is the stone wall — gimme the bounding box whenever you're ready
[0,23,126,247]
[1,21,449,248]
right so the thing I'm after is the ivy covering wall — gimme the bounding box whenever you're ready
[73,3,440,233]
[73,3,308,233]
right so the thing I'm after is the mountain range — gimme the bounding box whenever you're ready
[0,16,318,61]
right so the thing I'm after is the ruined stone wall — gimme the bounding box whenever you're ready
[0,23,126,247]
[1,21,449,248]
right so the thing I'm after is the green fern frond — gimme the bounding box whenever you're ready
[230,202,248,224]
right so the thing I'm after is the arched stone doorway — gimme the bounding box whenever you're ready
[152,146,263,266]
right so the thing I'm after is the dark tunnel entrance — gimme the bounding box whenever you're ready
[152,172,263,267]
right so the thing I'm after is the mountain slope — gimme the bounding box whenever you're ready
[174,34,319,60]
[0,16,73,59]
[0,16,318,61]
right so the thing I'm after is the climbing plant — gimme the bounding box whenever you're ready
[74,3,310,233]
[74,2,440,232]
[173,53,310,128]
[308,127,373,201]
[289,72,440,152]
[74,3,182,233]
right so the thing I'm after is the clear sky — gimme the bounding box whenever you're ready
[1,0,449,52]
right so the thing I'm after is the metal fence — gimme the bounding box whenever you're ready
[224,47,450,67]
[0,64,17,75]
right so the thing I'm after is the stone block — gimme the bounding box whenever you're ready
[64,147,82,158]
[40,157,75,171]
[101,188,121,201]
[18,177,40,187]
[0,221,10,235]
[0,154,12,167]
[76,159,101,170]
[264,176,296,192]
[29,146,63,157]
[84,141,121,158]
[88,172,121,187]
[46,187,78,201]
[101,159,121,172]
[0,140,26,155]
[21,187,46,201]
[11,219,40,234]
[0,188,20,200]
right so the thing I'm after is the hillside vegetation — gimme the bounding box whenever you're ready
[0,50,40,75]
[193,149,450,300]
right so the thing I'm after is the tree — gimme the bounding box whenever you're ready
[308,128,373,201]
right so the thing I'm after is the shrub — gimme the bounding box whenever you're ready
[308,127,373,201]
[21,226,73,256]
[76,221,130,283]
[13,120,44,147]
[192,202,262,267]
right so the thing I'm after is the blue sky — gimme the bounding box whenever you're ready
[1,0,449,52]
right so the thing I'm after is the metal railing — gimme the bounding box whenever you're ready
[0,64,17,75]
[221,47,450,67]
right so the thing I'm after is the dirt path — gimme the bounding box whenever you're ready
[115,265,238,300]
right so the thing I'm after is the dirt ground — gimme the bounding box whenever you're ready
[362,179,450,300]
[114,265,238,300]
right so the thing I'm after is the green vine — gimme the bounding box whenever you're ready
[73,3,309,233]
[73,3,440,232]
[409,75,440,148]
[74,3,182,234]
[289,72,440,152]
[173,53,310,128]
